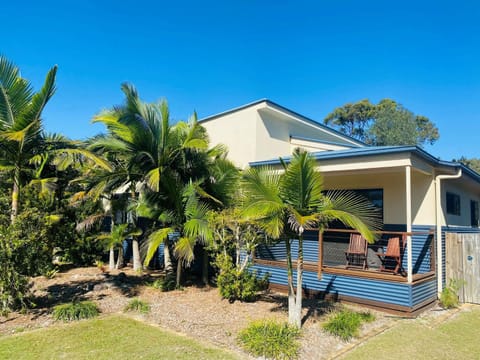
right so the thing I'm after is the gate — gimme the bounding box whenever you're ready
[445,232,480,304]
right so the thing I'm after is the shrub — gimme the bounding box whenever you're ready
[238,319,301,359]
[215,254,269,302]
[150,273,177,292]
[0,228,31,315]
[52,301,99,321]
[323,309,375,341]
[440,279,464,309]
[124,298,150,314]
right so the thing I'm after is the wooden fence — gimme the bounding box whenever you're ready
[445,232,480,304]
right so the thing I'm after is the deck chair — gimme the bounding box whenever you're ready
[376,236,402,274]
[345,234,368,270]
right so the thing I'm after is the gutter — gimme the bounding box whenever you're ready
[435,168,462,295]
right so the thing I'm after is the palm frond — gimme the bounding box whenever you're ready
[174,236,196,266]
[143,227,173,265]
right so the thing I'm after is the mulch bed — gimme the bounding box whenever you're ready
[0,267,424,359]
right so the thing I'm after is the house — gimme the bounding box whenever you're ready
[200,99,480,315]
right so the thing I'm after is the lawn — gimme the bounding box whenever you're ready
[342,306,480,360]
[0,315,240,360]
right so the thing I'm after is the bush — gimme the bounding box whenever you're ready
[440,279,464,309]
[124,298,150,314]
[52,301,99,321]
[323,309,375,341]
[150,273,177,292]
[215,254,269,302]
[0,229,31,315]
[238,319,301,359]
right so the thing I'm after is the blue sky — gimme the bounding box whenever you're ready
[3,0,479,160]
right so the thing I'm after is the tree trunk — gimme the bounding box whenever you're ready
[10,176,19,224]
[202,247,209,286]
[109,246,115,270]
[132,238,142,271]
[294,234,304,328]
[164,239,173,273]
[285,238,297,326]
[116,245,124,269]
[176,260,182,288]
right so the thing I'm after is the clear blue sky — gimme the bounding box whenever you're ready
[3,0,479,160]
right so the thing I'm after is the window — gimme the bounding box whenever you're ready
[446,192,461,215]
[471,200,479,227]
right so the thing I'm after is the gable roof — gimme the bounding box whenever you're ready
[199,99,366,147]
[250,145,480,184]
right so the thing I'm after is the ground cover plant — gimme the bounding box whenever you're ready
[52,301,99,321]
[439,279,463,309]
[323,308,375,340]
[124,298,150,314]
[238,319,301,359]
[0,315,239,360]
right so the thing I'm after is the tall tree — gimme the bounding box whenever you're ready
[0,56,57,223]
[242,149,380,327]
[324,98,439,147]
[324,99,376,141]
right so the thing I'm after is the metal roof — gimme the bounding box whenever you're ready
[249,145,480,184]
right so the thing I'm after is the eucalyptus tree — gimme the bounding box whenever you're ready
[242,149,380,328]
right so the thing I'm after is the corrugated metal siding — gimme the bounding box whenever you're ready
[251,263,412,307]
[411,278,437,306]
[410,225,434,274]
[256,230,318,262]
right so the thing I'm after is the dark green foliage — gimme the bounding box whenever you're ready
[150,274,177,292]
[440,279,464,309]
[238,319,301,359]
[124,298,150,314]
[0,229,30,315]
[322,309,375,340]
[52,301,99,321]
[324,98,439,147]
[453,156,480,174]
[215,254,269,302]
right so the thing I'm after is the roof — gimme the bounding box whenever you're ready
[249,145,480,184]
[199,99,365,147]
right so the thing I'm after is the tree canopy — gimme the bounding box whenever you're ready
[324,99,439,147]
[453,156,480,174]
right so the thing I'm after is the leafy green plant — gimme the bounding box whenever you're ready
[215,253,269,302]
[323,309,375,340]
[150,274,177,292]
[52,301,99,321]
[44,268,59,279]
[440,279,464,309]
[238,319,301,359]
[124,298,150,314]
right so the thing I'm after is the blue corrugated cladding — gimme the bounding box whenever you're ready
[411,279,437,306]
[256,230,318,262]
[251,263,412,307]
[410,225,434,274]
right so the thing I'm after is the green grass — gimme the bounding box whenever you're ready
[52,301,99,321]
[124,298,150,314]
[238,319,301,359]
[342,306,480,360]
[0,315,239,360]
[323,309,375,340]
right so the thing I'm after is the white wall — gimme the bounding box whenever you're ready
[442,179,480,227]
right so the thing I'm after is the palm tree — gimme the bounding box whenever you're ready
[97,224,142,270]
[0,56,57,223]
[242,149,380,327]
[90,84,213,271]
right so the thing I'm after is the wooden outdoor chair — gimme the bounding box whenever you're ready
[345,234,368,270]
[376,236,402,274]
